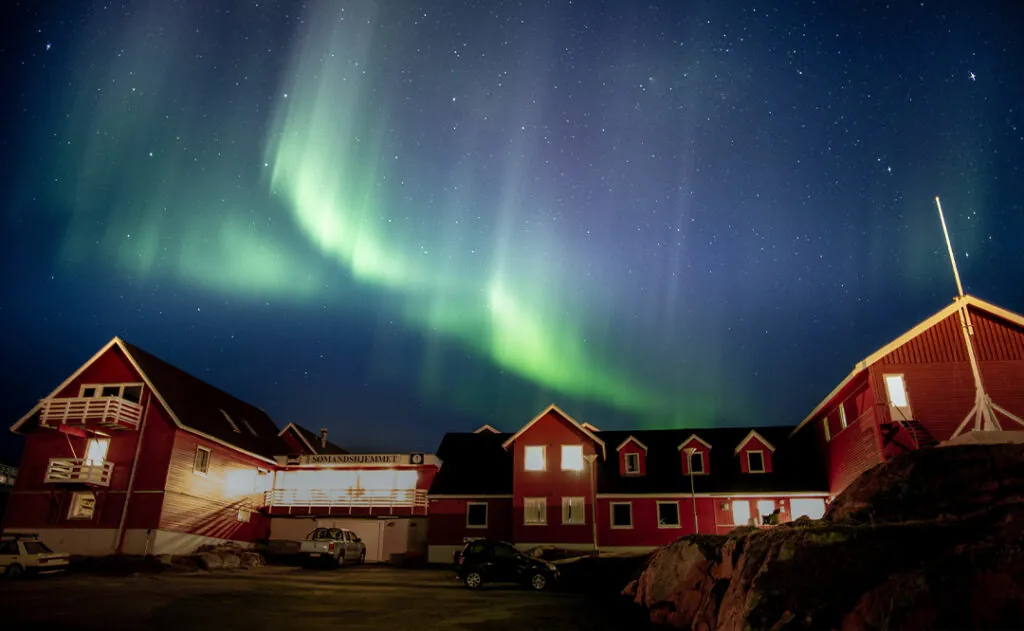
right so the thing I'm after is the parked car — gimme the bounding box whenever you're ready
[454,539,558,591]
[0,533,70,578]
[299,527,366,567]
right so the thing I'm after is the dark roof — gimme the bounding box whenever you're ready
[122,341,291,460]
[287,423,348,455]
[597,426,828,495]
[428,432,513,495]
[428,425,827,497]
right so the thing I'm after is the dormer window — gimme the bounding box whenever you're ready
[688,450,705,474]
[624,452,641,475]
[747,450,765,473]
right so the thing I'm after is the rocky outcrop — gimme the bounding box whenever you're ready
[195,543,264,570]
[624,443,1024,630]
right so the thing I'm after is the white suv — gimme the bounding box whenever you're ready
[1,534,70,578]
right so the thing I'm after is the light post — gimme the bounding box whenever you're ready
[584,453,598,552]
[683,448,699,534]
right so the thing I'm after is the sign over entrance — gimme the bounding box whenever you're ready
[300,454,403,466]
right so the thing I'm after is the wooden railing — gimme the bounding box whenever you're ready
[265,488,428,511]
[45,458,114,487]
[40,397,143,431]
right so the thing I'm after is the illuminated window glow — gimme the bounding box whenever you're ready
[757,500,775,519]
[84,438,109,465]
[561,445,584,471]
[790,498,827,520]
[524,446,545,471]
[562,496,585,524]
[732,500,751,526]
[524,497,546,524]
[884,375,908,407]
[838,403,848,429]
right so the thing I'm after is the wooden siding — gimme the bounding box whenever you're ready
[878,308,1024,365]
[509,409,600,545]
[131,397,176,491]
[826,408,882,495]
[426,498,514,546]
[598,497,716,546]
[54,345,143,398]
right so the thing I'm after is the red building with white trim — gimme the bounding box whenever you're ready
[790,295,1024,496]
[4,337,438,559]
[426,405,830,563]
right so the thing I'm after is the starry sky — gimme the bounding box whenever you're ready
[1,0,1022,460]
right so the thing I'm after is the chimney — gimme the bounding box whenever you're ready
[320,428,328,449]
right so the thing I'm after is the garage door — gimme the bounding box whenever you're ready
[316,518,383,563]
[270,517,317,541]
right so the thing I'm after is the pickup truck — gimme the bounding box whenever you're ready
[299,527,366,567]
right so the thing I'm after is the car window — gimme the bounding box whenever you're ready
[492,544,519,560]
[0,540,19,554]
[351,534,361,543]
[466,542,486,555]
[23,541,52,554]
[342,531,351,542]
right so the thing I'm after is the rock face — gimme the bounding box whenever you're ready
[624,443,1024,630]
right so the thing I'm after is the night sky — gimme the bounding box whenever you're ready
[2,1,1022,460]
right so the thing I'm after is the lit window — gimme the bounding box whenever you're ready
[524,446,546,471]
[84,438,109,465]
[688,451,704,474]
[731,500,751,526]
[657,502,680,527]
[524,498,546,525]
[624,452,641,475]
[610,502,632,528]
[562,497,586,524]
[790,498,826,520]
[561,445,584,471]
[746,451,765,473]
[237,508,252,523]
[838,403,848,429]
[68,491,96,520]
[467,502,488,528]
[884,375,908,407]
[193,446,211,476]
[823,417,831,442]
[757,500,776,521]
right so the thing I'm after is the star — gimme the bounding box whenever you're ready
[45,42,51,51]
[969,71,976,81]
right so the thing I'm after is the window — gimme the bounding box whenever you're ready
[220,409,241,433]
[884,374,912,419]
[562,497,586,525]
[731,500,751,526]
[241,418,258,437]
[193,446,211,476]
[79,383,143,403]
[746,451,766,473]
[492,543,519,560]
[624,452,641,475]
[657,501,680,528]
[0,540,18,554]
[101,386,121,398]
[838,403,848,429]
[790,498,827,520]
[84,438,110,465]
[237,508,252,523]
[757,500,776,521]
[81,387,97,398]
[524,498,546,525]
[822,417,831,442]
[524,446,546,471]
[689,451,705,474]
[466,502,488,528]
[68,491,96,520]
[610,502,632,528]
[23,541,52,554]
[561,445,584,471]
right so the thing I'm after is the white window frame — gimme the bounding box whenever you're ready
[193,446,211,476]
[524,446,546,471]
[624,452,641,475]
[523,497,546,525]
[731,499,752,526]
[657,501,681,528]
[68,491,96,520]
[237,508,252,523]
[220,409,241,433]
[610,501,633,529]
[561,496,586,525]
[746,450,766,473]
[466,502,489,529]
[822,416,831,442]
[84,437,110,465]
[561,445,584,471]
[883,373,913,420]
[688,450,705,474]
[78,382,144,403]
[838,403,848,429]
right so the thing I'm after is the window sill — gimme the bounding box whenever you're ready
[610,525,633,529]
[466,525,488,529]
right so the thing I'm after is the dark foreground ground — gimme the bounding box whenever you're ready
[0,564,652,631]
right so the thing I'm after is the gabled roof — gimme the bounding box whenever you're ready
[733,430,776,455]
[677,433,713,451]
[616,435,648,452]
[582,422,601,432]
[428,431,514,496]
[501,404,606,458]
[279,422,348,455]
[474,424,500,434]
[12,337,289,462]
[792,295,1024,436]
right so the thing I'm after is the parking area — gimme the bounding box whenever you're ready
[0,565,650,630]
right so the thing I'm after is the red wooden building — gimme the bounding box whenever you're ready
[790,295,1024,496]
[4,337,439,559]
[426,404,830,563]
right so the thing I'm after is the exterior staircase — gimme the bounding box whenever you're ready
[903,420,939,449]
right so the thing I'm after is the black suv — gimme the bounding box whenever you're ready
[454,539,559,591]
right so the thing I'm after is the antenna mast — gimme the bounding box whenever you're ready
[937,197,1024,437]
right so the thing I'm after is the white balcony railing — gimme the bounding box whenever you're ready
[40,397,143,431]
[265,488,428,512]
[45,458,114,487]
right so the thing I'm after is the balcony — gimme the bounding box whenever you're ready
[45,458,114,487]
[40,396,143,431]
[265,488,428,514]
